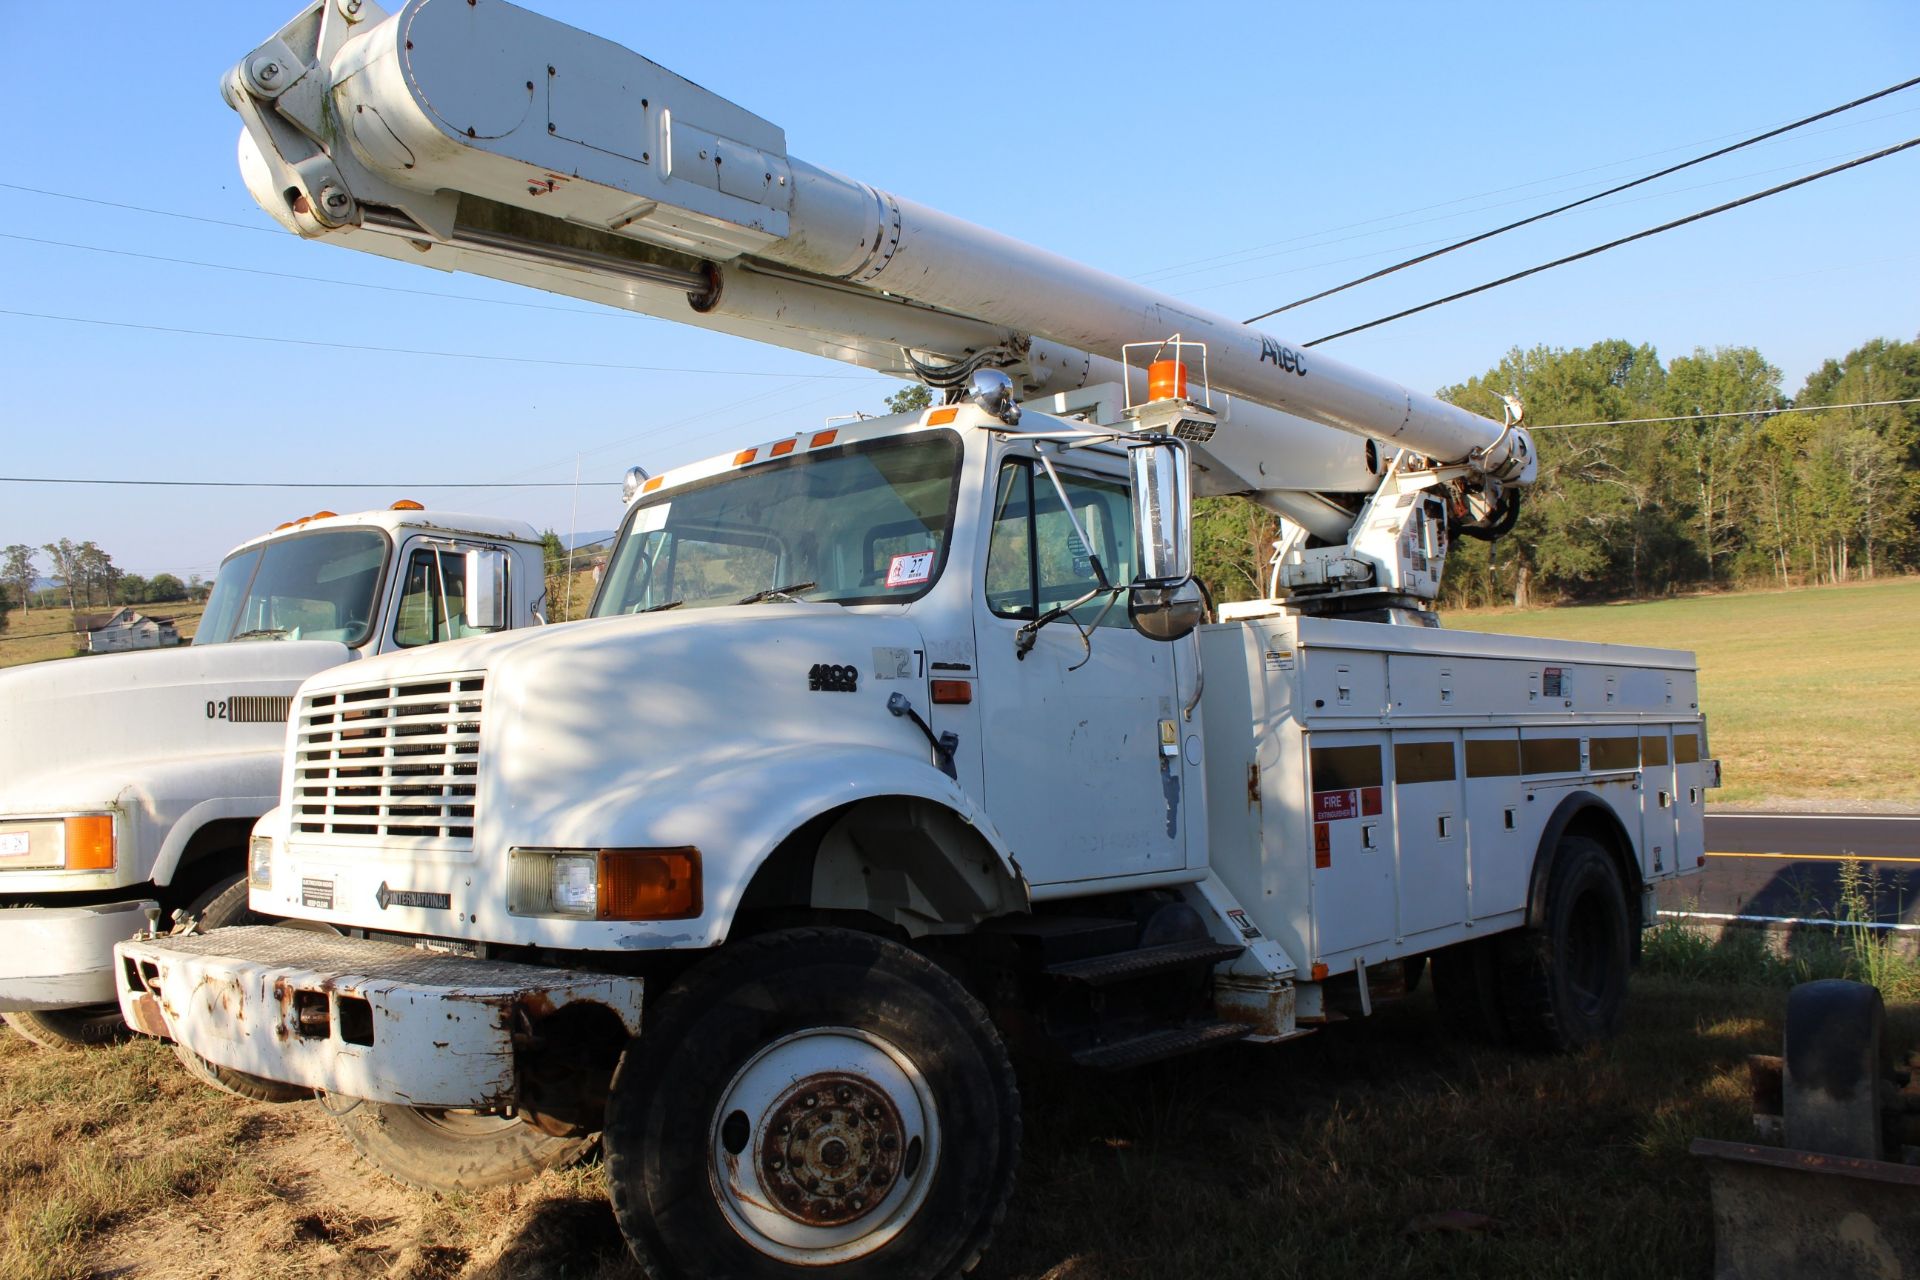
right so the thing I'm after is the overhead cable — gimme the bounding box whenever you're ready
[0,308,868,379]
[1248,74,1920,324]
[1303,135,1920,346]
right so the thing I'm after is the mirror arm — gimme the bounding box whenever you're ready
[1034,451,1111,592]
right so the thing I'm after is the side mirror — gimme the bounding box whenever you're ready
[1129,580,1206,643]
[1129,439,1192,587]
[463,548,509,630]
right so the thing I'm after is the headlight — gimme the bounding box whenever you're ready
[510,847,701,921]
[249,835,274,889]
[550,854,598,916]
[0,816,112,871]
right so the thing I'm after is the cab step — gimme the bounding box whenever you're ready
[1070,1020,1252,1070]
[1045,938,1245,986]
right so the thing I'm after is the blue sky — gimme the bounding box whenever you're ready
[3,1,1917,579]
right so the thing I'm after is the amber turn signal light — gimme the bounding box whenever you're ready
[599,847,702,921]
[63,816,114,870]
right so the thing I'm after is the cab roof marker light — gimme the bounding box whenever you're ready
[809,429,838,448]
[770,439,796,457]
[927,407,960,426]
[642,476,664,493]
[733,448,758,465]
[389,499,425,511]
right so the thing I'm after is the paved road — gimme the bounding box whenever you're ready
[1656,812,1920,926]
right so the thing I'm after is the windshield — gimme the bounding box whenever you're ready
[593,432,962,616]
[195,529,390,646]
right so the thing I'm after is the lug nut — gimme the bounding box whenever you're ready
[836,1085,852,1103]
[801,1094,816,1108]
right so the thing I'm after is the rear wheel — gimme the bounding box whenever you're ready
[604,927,1020,1279]
[3,1004,128,1049]
[1499,835,1631,1051]
[328,1099,597,1193]
[168,875,313,1103]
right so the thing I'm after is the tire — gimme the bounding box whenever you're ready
[1498,835,1632,1052]
[330,1100,597,1193]
[4,1005,129,1049]
[605,927,1021,1280]
[1431,938,1510,1046]
[168,874,314,1104]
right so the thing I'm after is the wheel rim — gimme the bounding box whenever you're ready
[411,1108,527,1138]
[708,1026,939,1265]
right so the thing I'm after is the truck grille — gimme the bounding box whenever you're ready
[293,674,485,843]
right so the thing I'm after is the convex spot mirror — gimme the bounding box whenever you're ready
[1129,579,1205,642]
[1128,439,1192,588]
[464,548,509,630]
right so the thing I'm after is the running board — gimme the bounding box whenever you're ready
[1071,1020,1252,1070]
[1045,939,1246,986]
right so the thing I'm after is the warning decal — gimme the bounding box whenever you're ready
[1360,786,1382,817]
[885,550,935,587]
[1227,908,1261,940]
[1313,822,1331,869]
[1313,789,1359,823]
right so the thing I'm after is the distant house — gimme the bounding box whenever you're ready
[80,607,181,654]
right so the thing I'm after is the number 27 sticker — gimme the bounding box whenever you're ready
[885,550,935,587]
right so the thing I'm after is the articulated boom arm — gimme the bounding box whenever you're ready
[227,0,1536,605]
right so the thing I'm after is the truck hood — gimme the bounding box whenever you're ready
[292,605,937,850]
[0,640,352,813]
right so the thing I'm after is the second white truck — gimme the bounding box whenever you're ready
[0,504,545,1047]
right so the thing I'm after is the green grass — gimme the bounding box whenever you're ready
[1444,577,1920,806]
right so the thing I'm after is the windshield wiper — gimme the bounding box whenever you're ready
[641,599,684,613]
[736,581,817,606]
[230,628,290,641]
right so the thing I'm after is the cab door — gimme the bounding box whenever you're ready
[974,453,1189,887]
[373,537,520,655]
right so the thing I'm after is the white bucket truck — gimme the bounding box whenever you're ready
[1,504,545,1047]
[119,5,1716,1276]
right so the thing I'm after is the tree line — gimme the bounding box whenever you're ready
[1,541,198,629]
[1195,332,1920,609]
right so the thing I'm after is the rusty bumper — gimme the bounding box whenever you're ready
[115,925,643,1109]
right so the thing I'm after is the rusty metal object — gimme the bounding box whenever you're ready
[756,1072,903,1228]
[1693,1138,1920,1280]
[125,991,170,1039]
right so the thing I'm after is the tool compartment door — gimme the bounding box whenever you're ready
[1391,736,1467,940]
[1306,733,1394,959]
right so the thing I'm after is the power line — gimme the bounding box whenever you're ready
[0,231,633,319]
[1247,74,1920,324]
[0,476,621,490]
[1135,101,1918,290]
[1304,134,1920,347]
[1534,397,1920,430]
[0,181,283,234]
[0,308,868,379]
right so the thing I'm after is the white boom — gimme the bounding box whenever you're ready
[225,0,1534,553]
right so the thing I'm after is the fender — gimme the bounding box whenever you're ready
[150,794,280,887]
[546,742,1026,948]
[1524,790,1640,931]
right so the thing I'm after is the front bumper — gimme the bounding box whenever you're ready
[0,899,156,1011]
[115,926,644,1108]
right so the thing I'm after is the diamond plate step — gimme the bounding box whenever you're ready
[1044,938,1245,986]
[1070,1020,1252,1070]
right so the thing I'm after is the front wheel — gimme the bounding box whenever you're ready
[328,1100,597,1193]
[3,1004,129,1049]
[604,927,1020,1279]
[169,875,313,1103]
